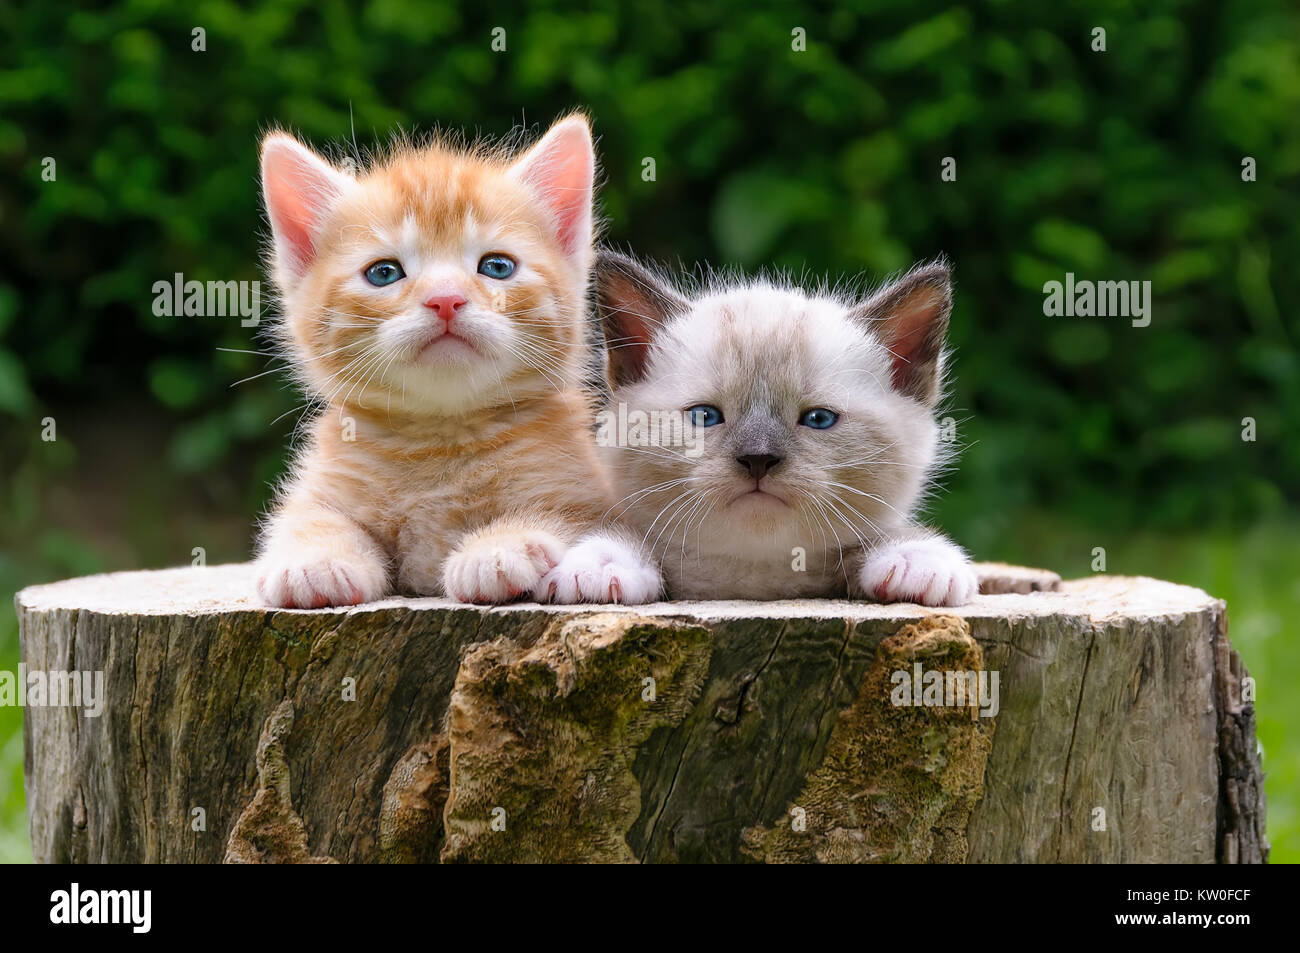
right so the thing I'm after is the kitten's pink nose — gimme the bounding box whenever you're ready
[423,293,467,319]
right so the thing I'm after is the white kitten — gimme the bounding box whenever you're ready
[566,251,978,607]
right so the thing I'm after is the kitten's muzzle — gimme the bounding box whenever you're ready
[736,454,782,479]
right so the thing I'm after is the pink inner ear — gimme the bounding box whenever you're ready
[884,287,944,388]
[262,138,345,279]
[607,307,655,386]
[513,121,594,258]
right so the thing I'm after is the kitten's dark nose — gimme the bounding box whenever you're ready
[737,454,782,479]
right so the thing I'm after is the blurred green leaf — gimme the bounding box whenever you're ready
[0,349,33,415]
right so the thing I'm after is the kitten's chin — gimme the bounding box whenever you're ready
[412,334,480,365]
[730,487,790,508]
[694,487,803,549]
[725,482,795,518]
[367,359,510,416]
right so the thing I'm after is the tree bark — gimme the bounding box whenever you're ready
[16,562,1266,863]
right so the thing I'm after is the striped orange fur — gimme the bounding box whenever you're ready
[253,115,617,607]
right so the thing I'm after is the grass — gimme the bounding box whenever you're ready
[1,516,1296,863]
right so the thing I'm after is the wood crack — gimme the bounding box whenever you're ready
[1054,624,1097,861]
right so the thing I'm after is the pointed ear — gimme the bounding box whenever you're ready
[260,133,352,284]
[851,261,953,404]
[595,250,689,388]
[509,115,594,261]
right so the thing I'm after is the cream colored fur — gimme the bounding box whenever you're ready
[590,253,977,606]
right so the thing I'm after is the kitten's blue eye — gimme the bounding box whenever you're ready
[799,408,839,429]
[478,254,516,280]
[364,260,405,286]
[687,404,725,427]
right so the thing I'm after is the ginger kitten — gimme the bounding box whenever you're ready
[253,116,648,607]
[581,250,978,606]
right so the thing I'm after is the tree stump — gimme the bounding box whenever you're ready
[15,562,1267,863]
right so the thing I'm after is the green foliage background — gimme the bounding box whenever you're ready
[1,0,1297,862]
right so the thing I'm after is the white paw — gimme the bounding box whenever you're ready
[443,530,566,604]
[533,536,663,605]
[859,539,978,607]
[255,550,389,609]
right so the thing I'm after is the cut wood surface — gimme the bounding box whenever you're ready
[16,561,1267,863]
